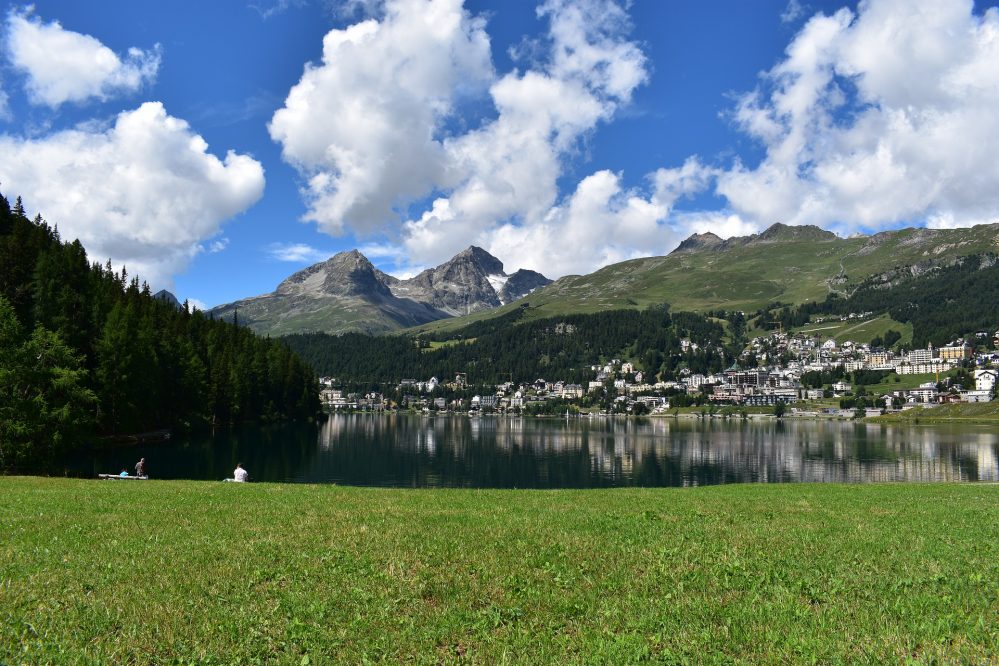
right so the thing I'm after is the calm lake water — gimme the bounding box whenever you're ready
[67,414,999,487]
[68,414,999,488]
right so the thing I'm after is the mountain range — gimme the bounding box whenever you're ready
[210,246,550,335]
[212,221,999,337]
[411,222,999,334]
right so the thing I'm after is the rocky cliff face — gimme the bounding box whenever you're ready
[500,269,551,303]
[210,246,551,335]
[391,246,512,315]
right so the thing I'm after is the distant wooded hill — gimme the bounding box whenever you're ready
[0,192,319,473]
[283,305,732,388]
[758,253,999,348]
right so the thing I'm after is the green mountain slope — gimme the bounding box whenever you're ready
[409,223,999,334]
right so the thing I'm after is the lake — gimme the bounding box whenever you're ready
[66,414,999,488]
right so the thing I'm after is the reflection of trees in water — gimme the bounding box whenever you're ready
[66,422,322,482]
[312,415,999,487]
[66,416,999,486]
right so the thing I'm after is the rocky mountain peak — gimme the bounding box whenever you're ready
[275,249,391,299]
[500,269,551,304]
[387,246,549,315]
[449,246,505,275]
[754,223,837,243]
[211,245,551,334]
[153,289,181,309]
[671,231,724,254]
[319,250,391,298]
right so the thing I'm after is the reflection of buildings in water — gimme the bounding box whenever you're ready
[421,425,436,456]
[317,414,999,485]
[971,445,998,482]
[567,419,999,484]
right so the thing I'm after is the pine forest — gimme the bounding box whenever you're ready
[0,192,320,472]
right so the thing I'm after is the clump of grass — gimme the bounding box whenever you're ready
[1,479,997,662]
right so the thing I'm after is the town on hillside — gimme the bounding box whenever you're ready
[318,325,999,417]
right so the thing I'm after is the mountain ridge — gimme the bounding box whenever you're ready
[670,223,838,255]
[410,221,999,334]
[211,246,551,336]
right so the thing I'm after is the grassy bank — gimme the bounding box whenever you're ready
[871,402,999,424]
[795,314,913,347]
[2,479,997,663]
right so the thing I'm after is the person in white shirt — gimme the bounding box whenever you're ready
[233,463,249,482]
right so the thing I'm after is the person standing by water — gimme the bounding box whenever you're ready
[233,463,249,482]
[135,458,147,478]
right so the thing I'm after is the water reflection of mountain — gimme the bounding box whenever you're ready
[311,415,999,488]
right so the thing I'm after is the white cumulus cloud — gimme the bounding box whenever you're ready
[186,298,208,312]
[266,242,332,263]
[272,0,666,278]
[781,0,806,24]
[275,0,999,281]
[714,0,999,235]
[487,170,667,277]
[207,238,230,253]
[400,0,650,268]
[0,102,265,288]
[269,0,494,235]
[5,8,161,108]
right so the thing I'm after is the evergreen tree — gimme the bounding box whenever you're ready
[0,296,96,470]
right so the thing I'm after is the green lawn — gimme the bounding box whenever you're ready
[795,315,912,346]
[424,339,474,351]
[2,479,997,663]
[859,372,951,399]
[871,401,999,424]
[666,405,777,417]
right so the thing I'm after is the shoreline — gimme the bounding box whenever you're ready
[332,408,986,424]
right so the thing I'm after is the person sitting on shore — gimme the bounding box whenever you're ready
[233,463,249,483]
[135,458,146,478]
[119,468,128,477]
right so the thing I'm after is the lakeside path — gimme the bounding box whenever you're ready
[2,479,997,663]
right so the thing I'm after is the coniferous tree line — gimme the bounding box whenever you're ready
[0,191,319,472]
[754,254,999,348]
[283,304,731,386]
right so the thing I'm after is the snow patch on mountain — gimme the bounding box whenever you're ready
[487,273,509,303]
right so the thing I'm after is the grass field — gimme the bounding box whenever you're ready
[424,339,474,351]
[859,372,952,399]
[2,479,998,663]
[667,405,778,417]
[872,401,999,424]
[794,315,913,346]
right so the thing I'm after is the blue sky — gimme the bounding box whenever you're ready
[1,0,998,308]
